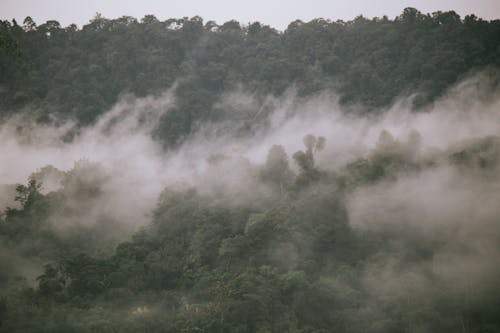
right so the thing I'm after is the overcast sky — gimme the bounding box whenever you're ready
[2,0,500,30]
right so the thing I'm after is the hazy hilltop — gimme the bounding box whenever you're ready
[1,8,500,145]
[1,8,500,333]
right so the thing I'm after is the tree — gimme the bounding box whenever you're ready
[22,16,37,31]
[0,21,23,64]
[13,179,43,210]
[260,145,293,193]
[293,134,326,187]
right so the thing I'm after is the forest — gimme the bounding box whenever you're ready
[1,7,500,332]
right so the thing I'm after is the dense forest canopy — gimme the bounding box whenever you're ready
[1,8,500,146]
[1,7,500,333]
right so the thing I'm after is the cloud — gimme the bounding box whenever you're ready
[1,71,500,312]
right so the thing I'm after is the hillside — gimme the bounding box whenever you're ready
[1,8,500,333]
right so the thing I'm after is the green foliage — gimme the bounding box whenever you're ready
[448,136,500,171]
[0,20,25,67]
[340,130,424,187]
[260,145,293,193]
[1,9,500,145]
[2,7,500,332]
[2,133,500,331]
[293,135,326,187]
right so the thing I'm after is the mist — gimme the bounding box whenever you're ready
[1,69,500,331]
[2,70,500,232]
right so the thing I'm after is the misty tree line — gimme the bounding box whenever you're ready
[1,8,500,145]
[2,6,500,333]
[1,132,500,332]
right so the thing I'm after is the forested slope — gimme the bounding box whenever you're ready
[1,7,500,333]
[2,133,500,332]
[1,8,500,145]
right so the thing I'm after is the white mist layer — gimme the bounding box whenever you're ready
[0,72,499,226]
[0,90,175,225]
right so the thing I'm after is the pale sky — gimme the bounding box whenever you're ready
[1,0,499,30]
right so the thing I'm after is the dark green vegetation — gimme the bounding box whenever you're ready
[1,8,500,145]
[1,133,500,332]
[2,7,500,333]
